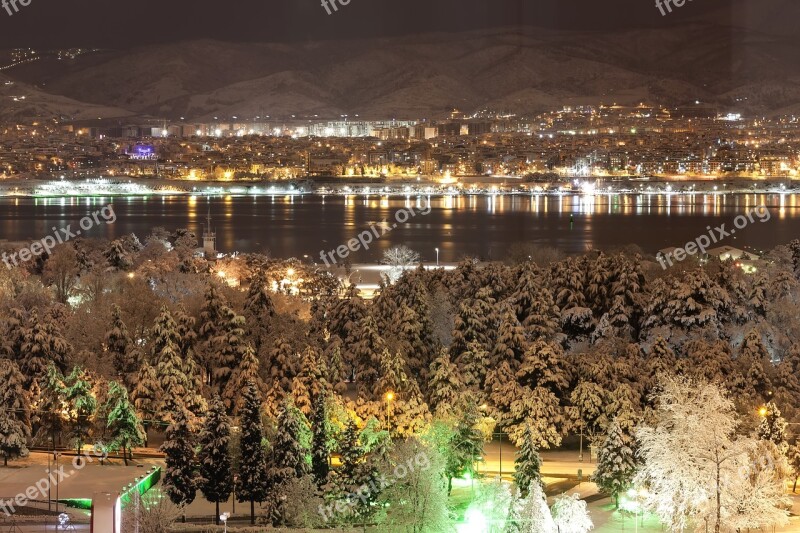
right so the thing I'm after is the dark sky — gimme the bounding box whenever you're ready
[0,0,747,49]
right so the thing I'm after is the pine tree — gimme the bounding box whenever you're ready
[213,306,250,393]
[222,344,260,414]
[491,304,528,369]
[151,306,181,366]
[757,402,788,450]
[0,359,31,444]
[445,400,484,494]
[0,410,28,467]
[325,340,348,395]
[20,311,70,387]
[64,366,96,465]
[237,382,269,525]
[197,283,229,385]
[198,396,234,525]
[457,340,489,392]
[161,408,197,522]
[244,269,275,352]
[352,314,385,398]
[514,425,543,498]
[268,396,311,525]
[291,346,328,415]
[156,340,191,425]
[106,305,138,388]
[427,348,464,417]
[310,393,331,487]
[35,363,67,451]
[592,419,636,508]
[131,362,159,445]
[105,381,145,465]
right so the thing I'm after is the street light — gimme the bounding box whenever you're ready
[220,512,230,532]
[435,247,440,266]
[386,392,394,433]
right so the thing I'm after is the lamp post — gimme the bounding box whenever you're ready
[385,392,394,434]
[435,247,439,266]
[220,512,230,533]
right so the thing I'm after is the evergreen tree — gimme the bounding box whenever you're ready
[155,333,191,425]
[197,283,229,384]
[35,363,67,451]
[105,381,145,465]
[198,396,234,525]
[491,304,528,370]
[150,306,181,365]
[592,419,636,508]
[0,410,28,467]
[222,344,260,414]
[757,401,788,450]
[237,382,269,525]
[325,340,348,395]
[352,314,385,398]
[244,270,275,352]
[514,425,543,498]
[106,305,138,387]
[20,311,70,387]
[457,340,489,392]
[64,366,97,465]
[0,359,31,444]
[427,348,464,417]
[268,396,311,525]
[445,401,484,494]
[311,393,331,487]
[290,346,328,415]
[161,408,197,522]
[213,306,250,393]
[131,362,159,445]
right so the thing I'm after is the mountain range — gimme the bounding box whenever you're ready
[2,14,800,122]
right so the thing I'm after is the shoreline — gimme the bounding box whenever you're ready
[0,176,798,198]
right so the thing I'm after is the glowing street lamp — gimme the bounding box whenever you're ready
[435,247,440,266]
[220,512,230,532]
[385,392,394,433]
[759,406,768,417]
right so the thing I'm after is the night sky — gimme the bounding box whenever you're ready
[0,0,768,50]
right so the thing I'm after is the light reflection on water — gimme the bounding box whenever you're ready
[1,193,798,261]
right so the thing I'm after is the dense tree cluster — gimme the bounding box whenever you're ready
[1,230,799,529]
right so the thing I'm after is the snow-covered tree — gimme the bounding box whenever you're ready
[212,306,251,394]
[20,311,70,386]
[491,304,528,369]
[268,396,311,525]
[161,408,196,522]
[105,381,145,465]
[427,348,464,417]
[0,359,31,443]
[291,346,327,415]
[514,425,543,498]
[0,410,28,467]
[106,305,138,387]
[445,400,484,494]
[222,344,260,414]
[380,439,450,532]
[237,382,269,525]
[311,393,331,487]
[508,482,556,533]
[550,493,593,533]
[757,401,788,451]
[131,362,159,444]
[636,375,789,533]
[64,366,96,465]
[382,245,420,283]
[591,419,635,508]
[197,396,233,525]
[34,363,67,450]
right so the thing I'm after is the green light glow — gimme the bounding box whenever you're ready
[57,467,161,511]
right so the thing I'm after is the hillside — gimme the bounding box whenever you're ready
[3,20,800,122]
